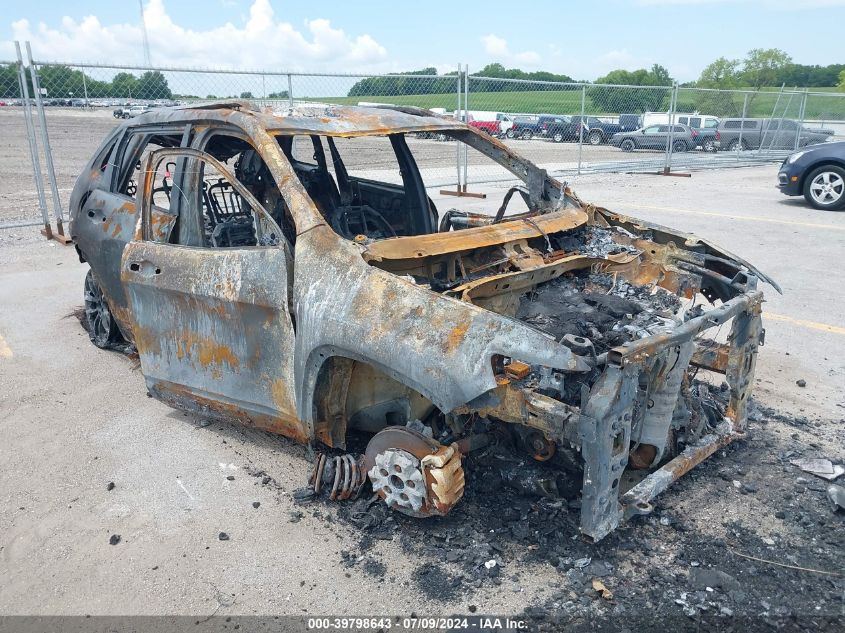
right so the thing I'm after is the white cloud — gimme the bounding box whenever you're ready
[480,33,541,69]
[1,0,388,72]
[481,34,509,57]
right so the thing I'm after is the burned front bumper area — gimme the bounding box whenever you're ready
[451,220,766,542]
[463,291,763,542]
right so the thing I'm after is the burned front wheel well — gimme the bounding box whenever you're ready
[310,353,437,449]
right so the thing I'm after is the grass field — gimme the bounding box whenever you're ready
[308,87,845,120]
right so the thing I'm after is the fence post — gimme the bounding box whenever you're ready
[261,73,266,105]
[25,41,68,242]
[15,41,51,238]
[577,85,586,175]
[455,64,462,190]
[795,90,808,151]
[287,74,293,107]
[760,84,785,155]
[463,65,469,189]
[736,93,749,158]
[663,82,678,174]
[81,66,89,107]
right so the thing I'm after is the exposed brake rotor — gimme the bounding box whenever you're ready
[364,426,465,518]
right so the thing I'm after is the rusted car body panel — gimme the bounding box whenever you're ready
[69,102,773,541]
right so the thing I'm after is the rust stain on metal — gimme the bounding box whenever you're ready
[444,320,471,353]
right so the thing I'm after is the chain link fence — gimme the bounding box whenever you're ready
[3,43,845,235]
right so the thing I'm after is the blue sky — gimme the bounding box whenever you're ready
[2,0,844,82]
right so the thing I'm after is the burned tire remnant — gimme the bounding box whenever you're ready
[83,269,124,349]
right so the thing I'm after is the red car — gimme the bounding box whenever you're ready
[466,115,501,137]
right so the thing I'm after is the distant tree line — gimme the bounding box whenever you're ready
[348,64,578,97]
[348,68,459,97]
[695,50,845,90]
[344,49,845,115]
[0,64,172,100]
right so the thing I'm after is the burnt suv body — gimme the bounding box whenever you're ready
[69,102,775,541]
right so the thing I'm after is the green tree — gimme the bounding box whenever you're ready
[111,72,139,99]
[469,63,575,91]
[37,64,87,98]
[697,57,741,89]
[240,91,254,99]
[135,70,172,100]
[649,64,671,85]
[0,64,21,98]
[589,66,673,114]
[838,70,845,91]
[740,48,792,90]
[268,90,288,99]
[348,68,456,97]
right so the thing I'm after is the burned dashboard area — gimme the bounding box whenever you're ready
[363,206,767,541]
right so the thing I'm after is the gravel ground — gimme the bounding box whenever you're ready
[0,119,843,632]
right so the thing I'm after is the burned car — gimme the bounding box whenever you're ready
[69,102,776,541]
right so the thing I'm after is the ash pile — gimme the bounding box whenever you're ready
[516,269,683,352]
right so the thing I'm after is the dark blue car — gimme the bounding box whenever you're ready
[778,141,845,210]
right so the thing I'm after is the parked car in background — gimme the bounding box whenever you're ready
[467,114,501,136]
[719,118,834,151]
[508,115,541,139]
[570,115,639,145]
[641,112,719,130]
[611,124,698,152]
[538,115,574,142]
[496,113,514,137]
[113,105,150,119]
[778,141,845,210]
[618,114,641,131]
[695,128,721,152]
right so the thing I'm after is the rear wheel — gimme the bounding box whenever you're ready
[728,138,747,152]
[506,128,515,139]
[620,138,636,152]
[702,138,717,152]
[803,165,845,211]
[672,139,687,153]
[588,130,603,145]
[521,130,533,140]
[552,131,564,143]
[83,269,124,349]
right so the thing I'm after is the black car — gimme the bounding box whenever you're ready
[778,141,845,210]
[537,115,574,142]
[570,115,639,145]
[508,115,541,139]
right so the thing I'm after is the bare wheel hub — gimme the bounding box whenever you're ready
[369,449,427,513]
[364,426,465,518]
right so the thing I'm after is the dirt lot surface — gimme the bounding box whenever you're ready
[0,122,843,632]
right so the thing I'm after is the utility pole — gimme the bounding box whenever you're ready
[139,0,152,66]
